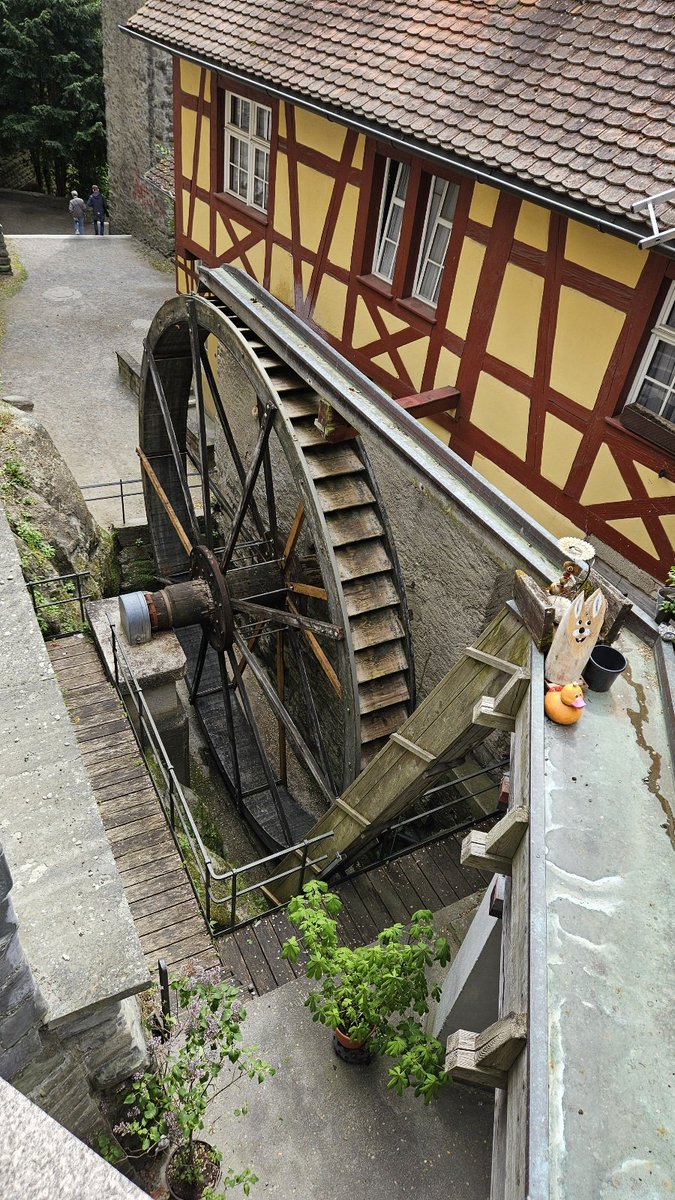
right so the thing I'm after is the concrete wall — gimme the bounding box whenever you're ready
[101,0,174,254]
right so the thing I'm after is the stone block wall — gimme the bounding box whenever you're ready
[0,850,46,1083]
[101,0,174,255]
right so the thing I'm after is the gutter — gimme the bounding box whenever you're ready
[120,24,668,254]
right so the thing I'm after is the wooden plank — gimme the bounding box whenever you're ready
[355,640,408,684]
[216,936,257,994]
[129,881,197,920]
[342,573,399,617]
[475,1012,528,1070]
[335,540,391,582]
[382,858,428,915]
[512,571,555,652]
[445,1029,507,1089]
[362,865,410,925]
[332,880,378,944]
[316,475,375,512]
[139,912,211,955]
[358,672,410,715]
[145,931,215,968]
[305,444,363,479]
[360,703,409,744]
[135,901,205,939]
[233,928,277,995]
[350,608,405,652]
[347,872,396,934]
[484,808,529,859]
[397,853,447,912]
[105,813,167,850]
[326,508,383,547]
[423,841,467,902]
[277,394,319,419]
[123,865,190,901]
[249,919,296,987]
[99,798,160,830]
[114,840,180,873]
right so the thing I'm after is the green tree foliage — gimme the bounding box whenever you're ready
[0,0,106,196]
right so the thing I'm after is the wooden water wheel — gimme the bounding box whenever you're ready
[137,292,414,850]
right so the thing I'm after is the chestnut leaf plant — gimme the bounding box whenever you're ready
[282,880,452,1103]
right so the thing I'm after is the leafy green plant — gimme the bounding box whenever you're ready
[657,564,675,622]
[107,968,274,1198]
[1,455,29,491]
[282,880,452,1103]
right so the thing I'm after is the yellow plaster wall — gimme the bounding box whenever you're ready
[273,153,292,241]
[244,239,266,283]
[181,189,191,237]
[469,184,499,227]
[180,60,202,97]
[421,417,451,444]
[215,213,235,259]
[565,221,646,289]
[328,183,360,272]
[470,373,530,460]
[514,201,550,251]
[579,443,632,506]
[434,347,461,388]
[397,337,429,392]
[550,288,625,410]
[371,351,398,378]
[473,454,584,540]
[269,245,295,309]
[607,517,658,559]
[540,413,584,489]
[352,135,365,171]
[181,108,196,188]
[297,164,334,254]
[659,514,675,550]
[352,297,381,349]
[190,197,210,249]
[196,113,211,192]
[295,109,347,160]
[487,264,544,377]
[634,462,675,500]
[446,239,486,341]
[313,275,348,340]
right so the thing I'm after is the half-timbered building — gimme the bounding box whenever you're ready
[123,0,675,584]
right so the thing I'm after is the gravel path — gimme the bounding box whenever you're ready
[1,234,175,525]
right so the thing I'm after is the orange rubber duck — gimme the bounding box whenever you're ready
[544,682,586,725]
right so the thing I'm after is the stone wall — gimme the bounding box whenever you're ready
[101,0,174,254]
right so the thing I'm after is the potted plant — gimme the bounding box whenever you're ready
[656,564,675,629]
[281,880,452,1103]
[105,967,274,1198]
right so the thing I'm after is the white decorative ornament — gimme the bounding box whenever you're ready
[556,536,595,563]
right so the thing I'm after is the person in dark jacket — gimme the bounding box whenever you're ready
[87,184,107,235]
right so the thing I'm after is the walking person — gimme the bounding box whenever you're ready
[87,184,107,235]
[68,190,87,235]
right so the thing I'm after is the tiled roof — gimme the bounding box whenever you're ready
[126,0,675,230]
[145,151,175,199]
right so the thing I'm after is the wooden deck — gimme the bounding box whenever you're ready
[48,633,492,997]
[217,833,493,997]
[48,634,219,976]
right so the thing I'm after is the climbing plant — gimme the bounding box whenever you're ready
[0,0,106,196]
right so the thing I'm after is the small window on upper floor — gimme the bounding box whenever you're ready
[224,92,272,212]
[413,178,459,308]
[625,281,675,426]
[373,160,410,282]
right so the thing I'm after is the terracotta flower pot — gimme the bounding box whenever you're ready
[332,1024,375,1065]
[165,1140,221,1200]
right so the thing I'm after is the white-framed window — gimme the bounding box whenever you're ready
[413,177,458,307]
[625,281,675,426]
[224,92,271,212]
[373,159,410,282]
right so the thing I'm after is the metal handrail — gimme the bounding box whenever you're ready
[81,472,201,525]
[26,570,90,635]
[108,622,335,934]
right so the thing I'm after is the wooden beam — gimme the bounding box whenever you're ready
[137,447,194,557]
[484,807,529,859]
[461,829,513,876]
[473,695,517,732]
[512,571,555,652]
[273,607,530,899]
[394,385,460,420]
[446,1013,528,1088]
[389,732,436,763]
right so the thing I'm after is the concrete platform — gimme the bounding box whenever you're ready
[207,971,493,1200]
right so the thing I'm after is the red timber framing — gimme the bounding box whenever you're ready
[173,64,675,580]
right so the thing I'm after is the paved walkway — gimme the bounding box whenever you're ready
[0,227,175,525]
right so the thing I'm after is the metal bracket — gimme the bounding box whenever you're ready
[632,187,675,249]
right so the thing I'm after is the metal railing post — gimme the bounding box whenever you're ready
[298,840,310,893]
[205,866,211,930]
[120,479,126,526]
[230,871,238,929]
[168,768,176,829]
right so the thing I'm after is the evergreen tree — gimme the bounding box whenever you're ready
[0,0,106,196]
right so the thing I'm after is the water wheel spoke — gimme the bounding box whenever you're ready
[287,581,328,601]
[198,342,267,543]
[231,597,343,641]
[217,651,243,811]
[189,627,209,703]
[187,300,214,548]
[226,645,293,844]
[233,632,334,807]
[137,447,194,556]
[287,630,337,796]
[144,340,200,546]
[287,597,342,697]
[221,404,277,571]
[281,502,305,567]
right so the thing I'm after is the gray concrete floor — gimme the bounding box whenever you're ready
[0,189,100,236]
[208,973,493,1200]
[0,222,174,525]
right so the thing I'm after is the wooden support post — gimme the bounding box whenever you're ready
[512,571,555,651]
[484,807,529,859]
[446,1012,527,1089]
[472,695,518,732]
[461,829,513,876]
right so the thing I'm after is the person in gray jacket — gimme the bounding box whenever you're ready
[68,191,87,235]
[86,184,107,235]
